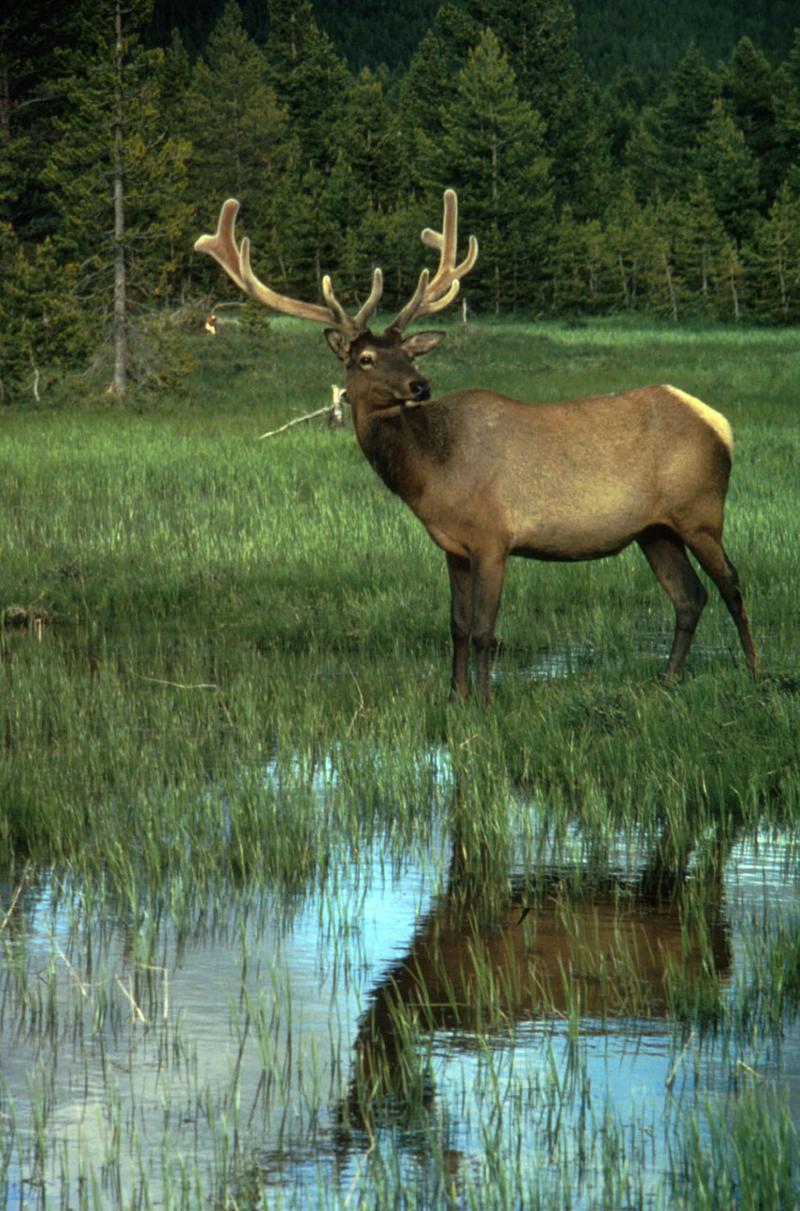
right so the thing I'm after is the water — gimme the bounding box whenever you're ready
[1,798,799,1209]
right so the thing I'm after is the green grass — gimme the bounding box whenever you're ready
[0,316,798,1208]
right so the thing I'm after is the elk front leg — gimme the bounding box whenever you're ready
[446,552,472,702]
[470,550,507,705]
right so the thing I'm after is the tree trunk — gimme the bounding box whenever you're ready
[617,253,630,309]
[663,250,678,322]
[729,251,741,322]
[111,0,128,397]
[777,247,788,318]
[491,132,500,317]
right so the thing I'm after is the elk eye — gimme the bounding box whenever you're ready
[358,353,375,368]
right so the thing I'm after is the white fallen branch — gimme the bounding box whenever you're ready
[258,387,347,440]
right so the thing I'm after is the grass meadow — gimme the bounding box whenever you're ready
[0,317,798,1208]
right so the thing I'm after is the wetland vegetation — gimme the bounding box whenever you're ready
[1,318,799,1207]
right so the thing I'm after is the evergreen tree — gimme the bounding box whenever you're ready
[660,43,719,160]
[157,27,192,139]
[695,97,762,245]
[625,44,719,202]
[253,0,357,296]
[774,28,800,191]
[465,0,607,217]
[722,37,780,205]
[43,0,192,395]
[746,182,800,322]
[342,69,407,214]
[603,183,653,311]
[639,197,698,320]
[465,0,576,110]
[0,225,89,402]
[399,3,479,145]
[434,29,554,313]
[264,0,351,174]
[599,65,662,168]
[0,2,84,236]
[674,176,731,316]
[185,0,297,284]
[551,208,615,313]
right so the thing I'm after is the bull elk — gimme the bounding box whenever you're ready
[195,191,757,702]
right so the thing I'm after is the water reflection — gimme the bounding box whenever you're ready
[1,812,799,1208]
[343,823,730,1139]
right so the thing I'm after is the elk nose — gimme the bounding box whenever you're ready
[409,377,431,402]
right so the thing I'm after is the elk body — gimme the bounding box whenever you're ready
[195,192,757,702]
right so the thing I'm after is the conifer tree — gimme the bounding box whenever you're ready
[674,176,731,315]
[399,1,479,144]
[464,0,606,217]
[342,69,407,215]
[723,37,780,205]
[185,0,298,297]
[0,2,85,236]
[599,65,660,169]
[157,28,192,139]
[625,44,718,202]
[746,182,800,322]
[774,29,800,190]
[695,97,762,245]
[0,225,89,401]
[603,184,652,311]
[638,199,685,321]
[435,29,554,313]
[551,208,615,314]
[256,0,356,294]
[43,0,192,396]
[265,0,351,174]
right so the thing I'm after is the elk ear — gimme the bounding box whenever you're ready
[324,329,350,360]
[401,331,446,358]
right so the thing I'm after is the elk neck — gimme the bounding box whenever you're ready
[347,386,457,502]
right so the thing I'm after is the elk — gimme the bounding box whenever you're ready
[195,191,757,703]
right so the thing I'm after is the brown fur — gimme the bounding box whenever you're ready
[337,334,757,703]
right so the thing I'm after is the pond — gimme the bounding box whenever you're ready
[2,759,799,1209]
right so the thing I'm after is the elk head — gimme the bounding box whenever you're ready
[194,190,478,412]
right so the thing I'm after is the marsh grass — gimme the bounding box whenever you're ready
[0,317,798,1207]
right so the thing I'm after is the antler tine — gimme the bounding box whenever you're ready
[390,190,478,332]
[423,188,458,298]
[322,274,362,334]
[389,268,431,334]
[238,236,341,326]
[194,198,248,293]
[195,199,359,333]
[353,267,384,329]
[420,190,479,305]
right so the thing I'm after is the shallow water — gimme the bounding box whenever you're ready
[1,792,799,1209]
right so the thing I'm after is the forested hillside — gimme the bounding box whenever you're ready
[315,0,798,78]
[2,0,800,401]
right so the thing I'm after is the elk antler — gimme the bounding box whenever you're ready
[194,199,383,337]
[390,190,478,333]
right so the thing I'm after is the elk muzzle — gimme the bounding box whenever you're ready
[406,376,431,403]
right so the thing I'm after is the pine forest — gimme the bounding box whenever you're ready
[2,0,800,400]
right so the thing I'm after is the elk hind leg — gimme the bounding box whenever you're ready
[684,530,758,673]
[638,529,708,678]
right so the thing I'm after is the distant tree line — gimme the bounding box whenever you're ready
[2,0,800,401]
